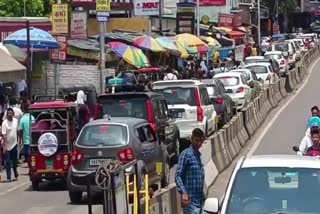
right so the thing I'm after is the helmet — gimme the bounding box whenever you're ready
[306,150,320,157]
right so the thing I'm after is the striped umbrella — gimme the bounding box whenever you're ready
[108,42,150,68]
[155,37,180,56]
[133,35,164,52]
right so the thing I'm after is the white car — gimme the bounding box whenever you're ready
[244,62,278,88]
[244,56,264,65]
[264,51,288,76]
[153,80,217,139]
[203,155,320,214]
[293,38,307,53]
[271,42,296,69]
[287,39,301,61]
[213,72,251,110]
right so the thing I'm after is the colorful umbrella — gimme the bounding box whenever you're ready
[155,37,180,55]
[133,35,164,52]
[108,42,150,68]
[3,27,60,49]
[0,43,27,61]
[200,36,221,48]
[175,33,209,48]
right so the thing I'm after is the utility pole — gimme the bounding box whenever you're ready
[159,0,162,35]
[257,0,261,46]
[196,0,200,36]
[99,23,106,94]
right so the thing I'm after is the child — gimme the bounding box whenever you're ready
[306,129,320,156]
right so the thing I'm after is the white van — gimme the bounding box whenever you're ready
[153,80,217,139]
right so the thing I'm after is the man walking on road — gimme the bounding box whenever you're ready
[175,128,205,214]
[1,108,19,182]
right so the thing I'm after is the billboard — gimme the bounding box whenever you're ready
[134,0,159,16]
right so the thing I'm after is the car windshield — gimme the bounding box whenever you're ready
[154,87,196,106]
[215,77,239,86]
[206,86,216,96]
[101,97,148,119]
[246,65,268,74]
[265,54,281,60]
[77,124,128,146]
[274,43,289,52]
[226,167,320,214]
[245,59,262,64]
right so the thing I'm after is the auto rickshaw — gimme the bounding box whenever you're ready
[28,100,77,190]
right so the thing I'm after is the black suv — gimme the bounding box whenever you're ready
[95,92,180,164]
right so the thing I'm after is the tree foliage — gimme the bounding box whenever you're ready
[0,0,46,17]
[262,0,297,16]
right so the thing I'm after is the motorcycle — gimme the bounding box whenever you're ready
[292,146,320,156]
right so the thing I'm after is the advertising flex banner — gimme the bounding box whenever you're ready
[134,0,159,16]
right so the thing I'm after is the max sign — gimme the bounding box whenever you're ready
[134,0,159,16]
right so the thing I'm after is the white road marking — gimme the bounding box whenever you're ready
[0,181,29,196]
[247,58,320,156]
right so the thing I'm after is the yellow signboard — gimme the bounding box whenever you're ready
[96,0,111,12]
[52,4,69,34]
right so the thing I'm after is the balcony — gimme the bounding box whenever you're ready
[72,0,133,9]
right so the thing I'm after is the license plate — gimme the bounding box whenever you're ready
[46,160,54,169]
[90,159,110,166]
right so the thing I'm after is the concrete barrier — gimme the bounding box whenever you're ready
[223,122,240,158]
[291,69,298,87]
[285,71,294,93]
[149,185,181,214]
[294,68,301,84]
[279,78,287,98]
[267,87,277,108]
[230,117,242,153]
[272,81,282,104]
[236,112,249,147]
[253,97,263,126]
[298,66,304,80]
[212,131,232,172]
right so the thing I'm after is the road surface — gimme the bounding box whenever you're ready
[208,57,320,199]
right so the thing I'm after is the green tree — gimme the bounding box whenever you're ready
[0,0,47,17]
[262,0,297,16]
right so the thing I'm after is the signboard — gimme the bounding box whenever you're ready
[96,0,111,12]
[51,35,67,62]
[176,3,195,34]
[71,11,87,39]
[134,0,159,16]
[233,13,242,27]
[193,0,226,6]
[52,4,69,34]
[218,13,233,28]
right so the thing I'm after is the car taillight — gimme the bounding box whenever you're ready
[94,103,100,120]
[118,148,135,163]
[71,149,84,164]
[146,100,157,131]
[217,97,223,104]
[280,60,285,65]
[236,87,244,93]
[194,88,203,122]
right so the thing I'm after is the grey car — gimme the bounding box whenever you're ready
[67,117,169,204]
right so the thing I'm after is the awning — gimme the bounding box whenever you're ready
[0,49,26,83]
[227,31,246,39]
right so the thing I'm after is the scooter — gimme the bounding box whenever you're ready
[292,146,320,156]
[292,146,303,156]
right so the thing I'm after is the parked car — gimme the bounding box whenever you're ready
[244,62,279,89]
[203,155,320,214]
[213,72,252,111]
[287,39,301,61]
[264,51,288,76]
[229,69,262,100]
[255,58,281,77]
[96,92,180,163]
[293,38,307,53]
[67,117,170,203]
[153,80,217,140]
[244,56,264,65]
[200,79,234,127]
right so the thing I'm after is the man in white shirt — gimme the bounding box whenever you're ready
[1,108,19,181]
[15,80,27,98]
[3,97,23,123]
[163,69,178,80]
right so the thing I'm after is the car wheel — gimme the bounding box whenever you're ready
[69,190,83,204]
[161,159,170,188]
[31,180,40,191]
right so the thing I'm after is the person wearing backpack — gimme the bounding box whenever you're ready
[75,90,91,130]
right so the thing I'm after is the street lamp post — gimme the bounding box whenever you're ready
[196,0,200,36]
[257,0,261,46]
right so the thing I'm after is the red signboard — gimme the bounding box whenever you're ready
[233,13,242,27]
[0,20,52,42]
[51,35,67,62]
[218,13,234,28]
[193,0,226,6]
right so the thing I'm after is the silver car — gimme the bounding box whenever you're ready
[67,117,169,204]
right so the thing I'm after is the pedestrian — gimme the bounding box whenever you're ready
[1,108,19,182]
[3,97,23,123]
[163,67,178,80]
[251,44,258,56]
[19,104,35,166]
[311,106,319,117]
[175,128,205,214]
[75,90,91,130]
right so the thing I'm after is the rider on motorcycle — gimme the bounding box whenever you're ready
[306,129,320,156]
[299,116,320,154]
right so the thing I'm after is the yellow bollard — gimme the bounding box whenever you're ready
[133,175,138,214]
[145,174,149,214]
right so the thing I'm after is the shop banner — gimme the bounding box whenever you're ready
[51,35,67,62]
[218,13,233,28]
[71,12,87,39]
[194,0,226,6]
[52,4,69,34]
[134,0,159,16]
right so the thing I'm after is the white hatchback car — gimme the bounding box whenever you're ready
[203,155,320,214]
[244,56,265,65]
[153,80,217,139]
[264,51,288,76]
[213,72,251,110]
[244,62,278,89]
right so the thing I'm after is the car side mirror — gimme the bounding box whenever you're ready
[248,81,255,88]
[292,146,299,152]
[203,198,219,214]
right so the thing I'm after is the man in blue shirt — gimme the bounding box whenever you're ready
[175,128,205,214]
